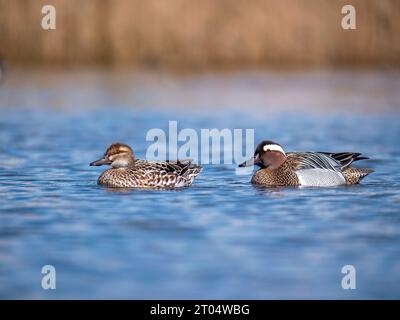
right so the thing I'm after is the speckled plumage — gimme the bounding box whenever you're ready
[254,152,373,186]
[98,159,202,188]
[341,167,374,185]
[90,143,202,188]
[241,141,373,187]
[251,160,300,186]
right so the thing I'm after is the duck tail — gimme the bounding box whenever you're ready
[181,162,202,184]
[342,167,374,184]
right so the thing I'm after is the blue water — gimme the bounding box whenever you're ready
[0,70,400,299]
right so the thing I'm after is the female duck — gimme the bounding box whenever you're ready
[90,143,202,188]
[239,140,373,187]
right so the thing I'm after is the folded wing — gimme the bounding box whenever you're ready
[289,151,369,172]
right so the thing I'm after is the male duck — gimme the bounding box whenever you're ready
[90,143,202,188]
[239,140,373,186]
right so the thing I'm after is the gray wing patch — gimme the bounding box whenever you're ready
[289,152,342,171]
[318,152,369,170]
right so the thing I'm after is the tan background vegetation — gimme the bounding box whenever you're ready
[0,0,399,68]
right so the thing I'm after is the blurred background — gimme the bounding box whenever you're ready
[1,0,400,299]
[1,0,399,68]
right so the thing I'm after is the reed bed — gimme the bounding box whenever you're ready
[0,0,399,68]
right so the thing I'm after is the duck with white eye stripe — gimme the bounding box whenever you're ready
[239,140,374,187]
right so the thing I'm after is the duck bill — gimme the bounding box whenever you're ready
[89,157,111,166]
[238,155,261,167]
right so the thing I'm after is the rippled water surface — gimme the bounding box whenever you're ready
[0,70,400,299]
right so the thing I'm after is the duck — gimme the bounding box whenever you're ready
[90,142,202,188]
[239,140,373,187]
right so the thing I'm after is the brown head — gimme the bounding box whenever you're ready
[90,143,135,168]
[239,140,286,170]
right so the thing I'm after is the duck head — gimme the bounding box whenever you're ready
[90,143,135,168]
[239,140,286,169]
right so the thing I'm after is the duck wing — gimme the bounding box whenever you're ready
[288,152,350,186]
[131,159,201,188]
[135,159,196,175]
[289,151,369,172]
[288,152,343,172]
[317,152,369,170]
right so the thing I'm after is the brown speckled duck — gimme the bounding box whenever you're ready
[239,140,373,187]
[90,143,202,188]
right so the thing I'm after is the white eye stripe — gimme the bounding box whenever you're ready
[263,144,285,155]
[119,147,131,153]
[109,151,129,158]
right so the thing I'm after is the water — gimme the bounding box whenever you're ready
[0,70,400,299]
